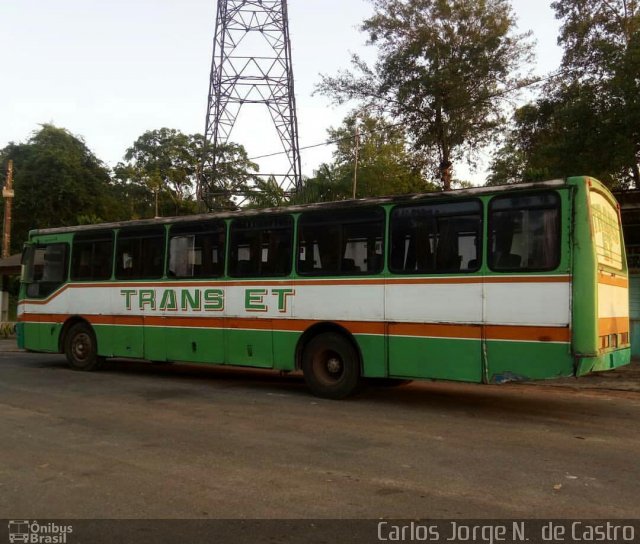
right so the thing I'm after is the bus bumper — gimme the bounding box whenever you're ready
[576,347,631,376]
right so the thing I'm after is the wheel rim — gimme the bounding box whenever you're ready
[72,332,92,364]
[311,348,345,385]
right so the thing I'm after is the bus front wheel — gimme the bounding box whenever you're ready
[302,332,361,399]
[65,322,103,371]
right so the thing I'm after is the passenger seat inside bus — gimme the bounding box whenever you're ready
[496,253,522,269]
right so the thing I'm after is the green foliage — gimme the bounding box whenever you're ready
[199,138,261,210]
[489,0,640,187]
[318,0,534,189]
[291,112,437,205]
[328,112,435,197]
[0,124,120,251]
[114,129,259,215]
[292,165,352,204]
[113,128,201,218]
[245,177,288,209]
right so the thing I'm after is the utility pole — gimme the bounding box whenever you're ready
[353,122,360,200]
[2,160,14,259]
[153,187,159,219]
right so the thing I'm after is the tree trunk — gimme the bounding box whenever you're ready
[435,101,452,191]
[440,159,452,191]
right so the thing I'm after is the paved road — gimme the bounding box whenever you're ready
[1,349,639,519]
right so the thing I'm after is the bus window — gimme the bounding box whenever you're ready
[70,231,114,281]
[229,216,293,277]
[168,221,226,278]
[389,201,481,274]
[297,207,384,276]
[24,243,68,298]
[115,227,165,280]
[489,192,560,272]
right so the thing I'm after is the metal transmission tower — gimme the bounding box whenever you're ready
[199,0,302,209]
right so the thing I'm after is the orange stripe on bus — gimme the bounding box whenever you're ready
[597,273,628,288]
[483,275,571,284]
[390,323,482,339]
[20,313,570,343]
[485,325,571,343]
[598,317,629,336]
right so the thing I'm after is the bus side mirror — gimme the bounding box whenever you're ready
[21,244,34,283]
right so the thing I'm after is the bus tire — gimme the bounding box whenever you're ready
[65,322,103,371]
[302,332,361,399]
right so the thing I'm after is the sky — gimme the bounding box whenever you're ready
[0,0,564,186]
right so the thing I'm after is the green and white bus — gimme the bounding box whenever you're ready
[18,176,630,398]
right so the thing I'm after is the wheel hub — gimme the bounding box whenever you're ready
[73,334,90,361]
[326,357,342,374]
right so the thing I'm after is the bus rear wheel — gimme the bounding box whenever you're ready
[302,332,361,399]
[65,322,103,371]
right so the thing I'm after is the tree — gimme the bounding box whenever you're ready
[289,112,436,206]
[198,139,261,210]
[0,124,120,251]
[489,0,640,187]
[552,0,640,185]
[292,165,352,204]
[113,128,201,217]
[327,112,435,197]
[318,0,534,189]
[114,129,260,214]
[488,84,630,187]
[245,177,288,209]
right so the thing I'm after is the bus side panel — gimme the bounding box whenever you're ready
[20,304,65,354]
[483,281,574,382]
[109,319,144,359]
[20,319,43,351]
[485,341,574,382]
[94,322,115,358]
[385,282,483,382]
[40,321,64,353]
[144,317,167,361]
[16,317,38,350]
[355,332,386,378]
[273,329,298,372]
[225,327,273,368]
[164,325,225,365]
[388,331,482,382]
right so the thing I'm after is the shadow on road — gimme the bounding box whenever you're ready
[28,354,639,426]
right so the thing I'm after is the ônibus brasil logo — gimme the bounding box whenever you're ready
[8,521,73,544]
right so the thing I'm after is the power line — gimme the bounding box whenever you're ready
[212,66,577,172]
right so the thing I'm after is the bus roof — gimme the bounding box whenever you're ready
[31,178,568,236]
